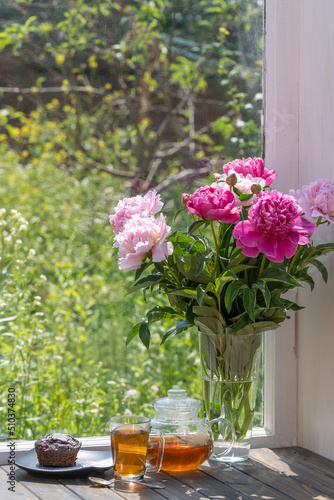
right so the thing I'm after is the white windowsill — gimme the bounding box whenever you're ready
[0,428,279,466]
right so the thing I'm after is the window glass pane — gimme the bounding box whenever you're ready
[0,0,263,440]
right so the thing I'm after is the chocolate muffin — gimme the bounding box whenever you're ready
[35,433,82,467]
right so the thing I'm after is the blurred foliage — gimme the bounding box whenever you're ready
[0,0,263,190]
[0,0,263,439]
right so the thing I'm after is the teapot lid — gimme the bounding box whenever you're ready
[151,389,201,413]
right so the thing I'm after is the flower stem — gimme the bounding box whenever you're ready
[288,245,302,274]
[258,253,267,277]
[210,221,223,282]
[191,214,210,254]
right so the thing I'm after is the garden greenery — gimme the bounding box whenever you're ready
[0,0,264,439]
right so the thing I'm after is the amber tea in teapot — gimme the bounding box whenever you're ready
[148,389,236,472]
[148,434,213,472]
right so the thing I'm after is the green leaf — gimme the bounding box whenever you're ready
[238,193,254,202]
[196,285,206,306]
[139,322,150,349]
[259,267,300,287]
[187,219,205,236]
[193,305,226,325]
[225,279,247,312]
[227,313,250,334]
[195,255,209,277]
[174,255,211,283]
[308,258,328,282]
[270,296,287,309]
[280,298,304,311]
[312,243,334,256]
[173,208,183,221]
[126,323,140,345]
[168,288,197,299]
[243,288,256,321]
[194,316,224,335]
[253,279,271,309]
[127,275,163,294]
[161,320,193,344]
[224,264,256,274]
[147,306,181,324]
[295,269,315,290]
[233,186,243,196]
[134,261,152,281]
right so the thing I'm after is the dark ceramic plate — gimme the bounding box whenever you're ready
[15,449,113,477]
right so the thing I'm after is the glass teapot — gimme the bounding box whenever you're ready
[147,388,236,472]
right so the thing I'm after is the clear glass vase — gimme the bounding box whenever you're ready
[199,330,263,463]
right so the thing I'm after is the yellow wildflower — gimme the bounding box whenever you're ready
[55,53,66,65]
[55,149,67,162]
[88,55,98,69]
[21,150,29,158]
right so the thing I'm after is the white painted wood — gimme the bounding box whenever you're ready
[296,0,334,461]
[264,0,334,461]
[261,0,301,449]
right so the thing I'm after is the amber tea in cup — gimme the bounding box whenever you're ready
[109,415,164,481]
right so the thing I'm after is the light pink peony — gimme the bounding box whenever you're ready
[186,186,241,223]
[114,214,173,270]
[233,190,316,262]
[109,190,163,235]
[212,172,266,206]
[223,157,277,186]
[289,179,334,224]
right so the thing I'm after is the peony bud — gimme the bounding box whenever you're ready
[226,173,238,187]
[181,193,191,206]
[251,183,262,195]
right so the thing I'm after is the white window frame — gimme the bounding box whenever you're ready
[0,0,301,464]
[251,0,300,449]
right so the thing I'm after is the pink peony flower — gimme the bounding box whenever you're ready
[114,214,173,270]
[223,157,277,186]
[186,186,241,223]
[109,190,163,235]
[233,190,316,262]
[289,179,334,224]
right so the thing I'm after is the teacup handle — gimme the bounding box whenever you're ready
[209,417,236,457]
[146,427,165,473]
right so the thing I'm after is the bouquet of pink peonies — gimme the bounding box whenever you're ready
[109,157,334,348]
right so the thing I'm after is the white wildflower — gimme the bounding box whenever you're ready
[125,389,138,398]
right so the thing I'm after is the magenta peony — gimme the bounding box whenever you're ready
[186,186,241,223]
[233,190,316,262]
[114,214,173,270]
[289,179,334,224]
[109,190,163,235]
[223,157,277,186]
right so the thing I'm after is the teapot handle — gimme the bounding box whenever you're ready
[209,417,236,457]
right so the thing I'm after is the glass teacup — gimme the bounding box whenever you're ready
[109,415,165,482]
